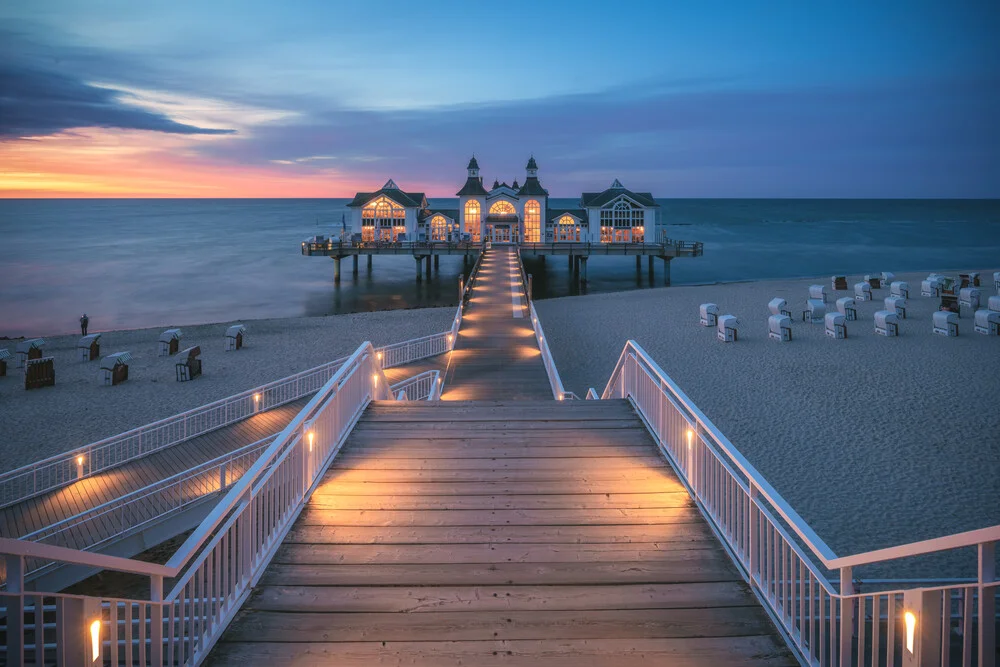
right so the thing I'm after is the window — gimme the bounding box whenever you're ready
[362,196,406,241]
[430,215,449,241]
[556,214,580,242]
[523,200,540,243]
[489,200,516,216]
[600,198,645,242]
[464,200,480,242]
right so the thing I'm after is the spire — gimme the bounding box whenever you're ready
[512,179,520,189]
[383,178,399,190]
[467,155,480,171]
[610,178,624,189]
[492,179,500,189]
[526,155,538,178]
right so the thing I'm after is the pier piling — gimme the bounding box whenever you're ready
[579,256,588,282]
[663,257,671,285]
[352,255,358,275]
[425,256,432,277]
[415,256,422,282]
[367,255,373,272]
[434,255,439,269]
[333,257,341,283]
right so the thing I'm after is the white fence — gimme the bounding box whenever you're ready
[0,331,455,510]
[602,340,998,667]
[515,250,573,401]
[390,370,442,401]
[1,340,392,666]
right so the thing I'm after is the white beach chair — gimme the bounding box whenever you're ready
[889,281,909,299]
[974,309,1000,336]
[802,299,825,324]
[836,297,857,321]
[699,303,719,327]
[825,312,847,339]
[0,348,10,377]
[994,271,1000,293]
[881,272,895,285]
[855,282,872,301]
[100,352,132,386]
[865,274,882,289]
[159,328,183,356]
[768,315,792,342]
[921,278,942,298]
[884,296,907,319]
[808,284,827,303]
[15,338,45,368]
[959,288,981,311]
[717,315,739,342]
[768,298,791,317]
[831,275,848,290]
[225,324,247,351]
[78,333,102,362]
[874,311,899,337]
[932,311,959,337]
[990,295,1000,312]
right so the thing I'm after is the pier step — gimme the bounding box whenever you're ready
[211,400,795,666]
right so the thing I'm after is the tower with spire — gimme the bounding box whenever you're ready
[516,155,548,242]
[457,156,488,242]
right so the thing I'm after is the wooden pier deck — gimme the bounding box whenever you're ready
[212,400,794,666]
[443,246,552,401]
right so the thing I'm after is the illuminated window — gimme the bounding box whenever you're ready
[523,200,541,243]
[556,214,580,242]
[489,200,516,216]
[363,196,407,241]
[464,200,481,242]
[600,198,645,242]
[430,215,449,241]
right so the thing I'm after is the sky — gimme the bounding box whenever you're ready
[1,1,998,198]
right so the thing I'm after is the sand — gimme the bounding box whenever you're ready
[0,307,453,473]
[535,270,1000,570]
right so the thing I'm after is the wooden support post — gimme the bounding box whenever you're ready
[980,542,996,667]
[333,257,341,283]
[415,256,422,282]
[648,255,654,274]
[425,255,432,277]
[839,567,854,667]
[568,254,573,270]
[636,255,642,270]
[902,588,942,667]
[367,254,373,272]
[434,255,440,269]
[579,256,588,282]
[663,257,671,286]
[352,255,359,275]
[540,254,545,264]
[150,575,164,665]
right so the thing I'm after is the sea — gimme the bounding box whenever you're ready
[1,198,998,338]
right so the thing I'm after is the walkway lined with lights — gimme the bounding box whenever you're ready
[442,246,551,400]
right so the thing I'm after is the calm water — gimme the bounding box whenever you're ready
[1,198,998,337]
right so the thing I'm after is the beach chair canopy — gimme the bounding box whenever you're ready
[933,311,958,327]
[700,303,719,318]
[808,285,825,300]
[825,312,845,327]
[890,281,909,295]
[100,352,133,371]
[836,297,855,313]
[16,338,45,353]
[159,328,182,343]
[881,272,895,283]
[989,296,1000,312]
[225,324,246,338]
[768,298,786,315]
[78,333,102,347]
[885,296,905,310]
[0,349,10,361]
[855,282,871,293]
[768,315,791,334]
[994,271,1000,283]
[975,309,1000,325]
[806,299,826,314]
[179,346,201,360]
[874,311,898,327]
[959,288,981,301]
[922,278,941,291]
[717,315,739,332]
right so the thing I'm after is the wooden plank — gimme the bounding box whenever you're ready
[221,606,776,642]
[320,468,678,484]
[303,492,692,511]
[311,479,687,496]
[329,456,667,471]
[336,445,658,459]
[350,420,642,431]
[293,507,704,527]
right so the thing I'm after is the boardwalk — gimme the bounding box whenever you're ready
[212,400,794,666]
[444,246,551,400]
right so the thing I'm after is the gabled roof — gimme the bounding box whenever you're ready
[526,156,538,170]
[420,209,459,222]
[347,181,426,208]
[456,176,489,196]
[580,180,658,208]
[467,156,479,170]
[517,176,548,197]
[547,208,587,223]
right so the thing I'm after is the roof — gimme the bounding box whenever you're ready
[456,176,488,196]
[348,180,426,208]
[421,209,459,222]
[526,156,538,170]
[580,180,658,208]
[547,208,587,223]
[517,176,548,197]
[467,156,480,170]
[101,351,133,369]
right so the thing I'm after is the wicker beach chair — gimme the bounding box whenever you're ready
[932,311,959,337]
[175,346,202,381]
[825,312,847,339]
[768,315,792,342]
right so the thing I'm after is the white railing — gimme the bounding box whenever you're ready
[602,340,998,667]
[1,341,393,666]
[0,329,455,510]
[389,370,442,402]
[515,250,572,400]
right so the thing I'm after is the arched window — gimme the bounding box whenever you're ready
[556,214,580,242]
[430,215,449,241]
[464,200,480,242]
[523,200,541,243]
[362,196,407,242]
[600,198,645,242]
[489,200,516,216]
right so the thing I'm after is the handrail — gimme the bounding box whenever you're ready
[600,338,998,666]
[389,370,441,402]
[514,250,571,400]
[0,327,455,510]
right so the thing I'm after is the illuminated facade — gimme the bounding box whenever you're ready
[347,159,660,244]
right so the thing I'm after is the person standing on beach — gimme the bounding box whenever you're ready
[80,313,89,336]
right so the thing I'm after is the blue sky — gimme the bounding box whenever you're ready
[2,1,998,197]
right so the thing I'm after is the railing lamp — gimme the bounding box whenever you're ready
[90,618,101,662]
[904,610,916,654]
[307,430,315,452]
[686,429,694,449]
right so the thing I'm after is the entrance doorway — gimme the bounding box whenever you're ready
[492,225,513,244]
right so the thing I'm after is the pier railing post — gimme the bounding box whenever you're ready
[748,482,760,585]
[980,541,996,667]
[527,274,533,302]
[839,566,854,667]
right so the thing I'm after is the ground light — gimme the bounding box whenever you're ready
[904,610,916,654]
[90,619,101,662]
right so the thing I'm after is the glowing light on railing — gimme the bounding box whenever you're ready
[686,429,694,449]
[307,430,314,452]
[77,455,84,466]
[376,351,382,360]
[372,374,378,385]
[904,611,916,653]
[253,393,260,403]
[90,619,101,661]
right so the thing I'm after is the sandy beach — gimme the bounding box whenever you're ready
[536,269,1000,564]
[0,307,453,472]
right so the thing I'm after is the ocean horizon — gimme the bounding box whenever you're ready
[2,197,998,338]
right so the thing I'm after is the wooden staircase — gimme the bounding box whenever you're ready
[211,400,795,666]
